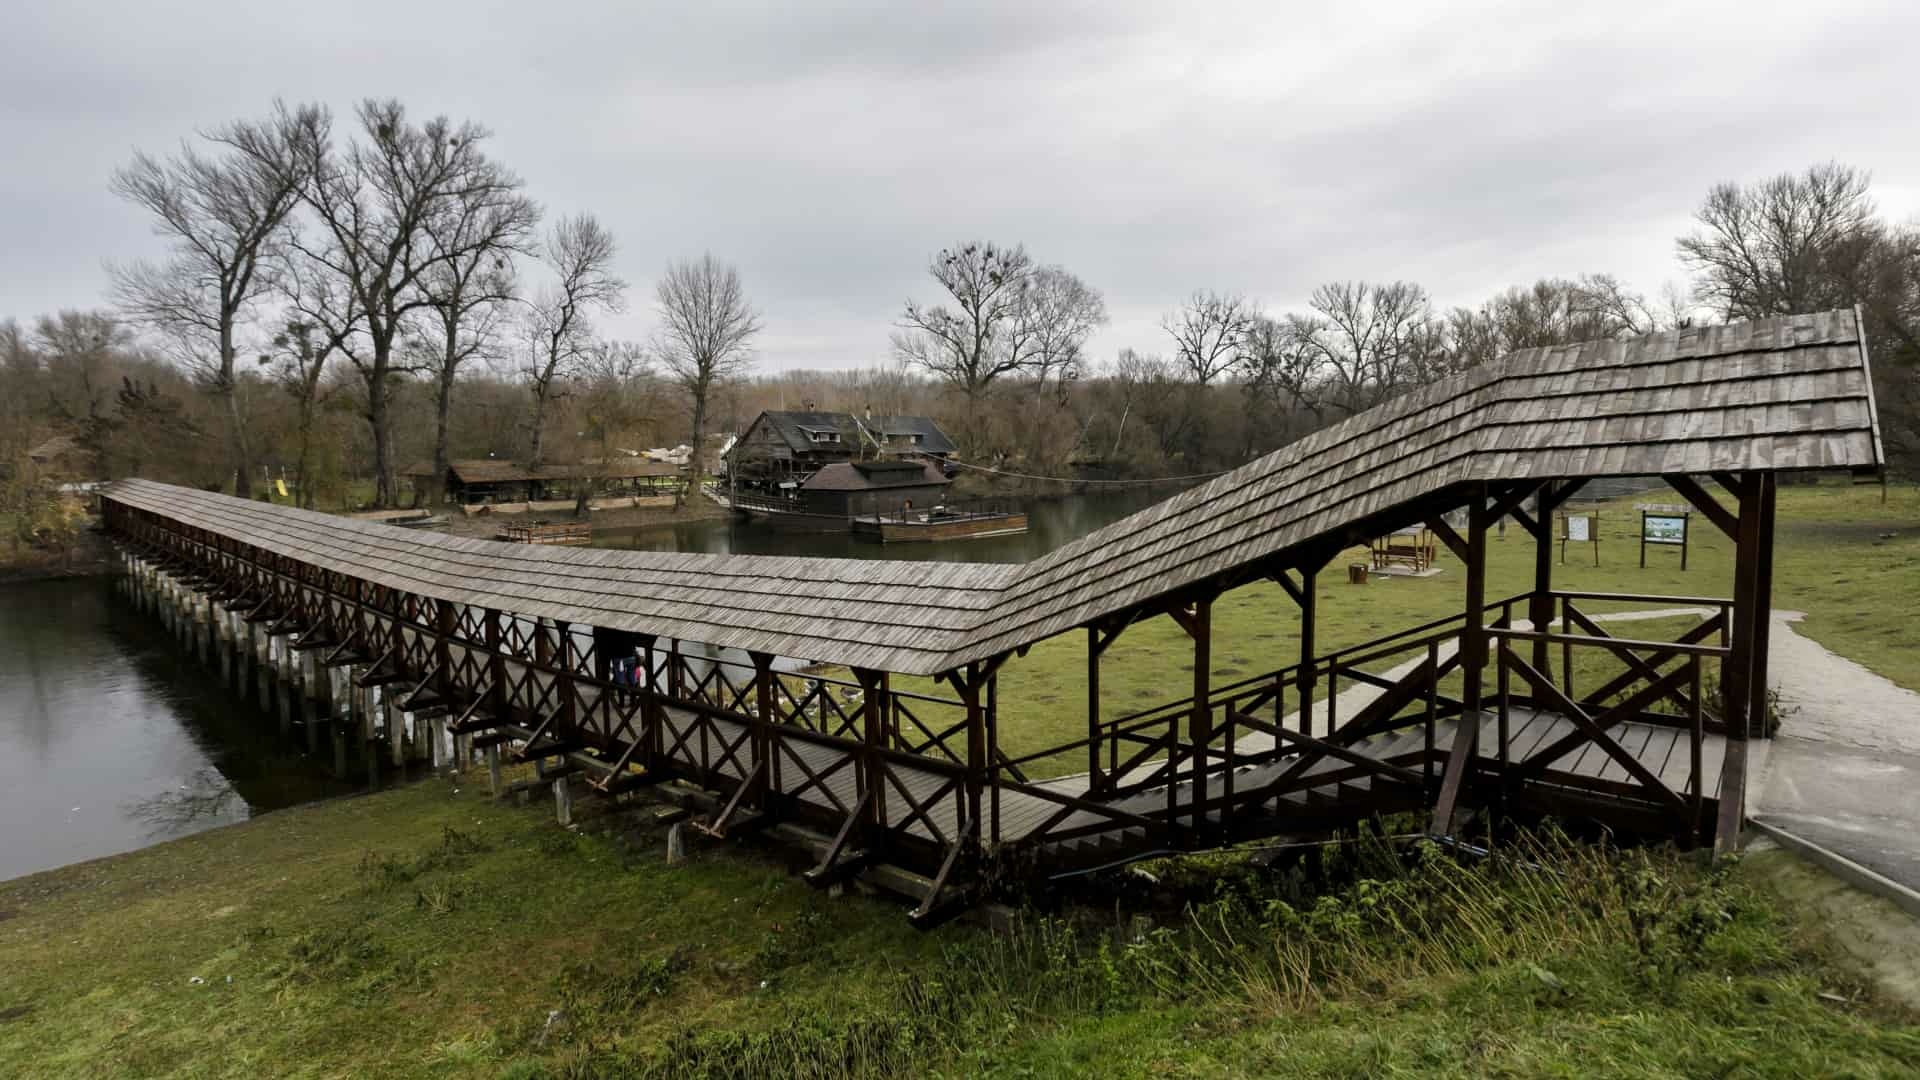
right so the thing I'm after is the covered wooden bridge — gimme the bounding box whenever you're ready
[103,309,1884,922]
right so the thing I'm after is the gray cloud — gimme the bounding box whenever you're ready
[5,1,1918,371]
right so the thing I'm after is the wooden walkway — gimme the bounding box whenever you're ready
[616,696,1725,866]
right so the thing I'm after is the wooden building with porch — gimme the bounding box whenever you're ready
[101,309,1881,923]
[406,459,681,505]
[726,410,956,489]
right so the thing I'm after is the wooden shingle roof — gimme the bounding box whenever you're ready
[106,310,1881,676]
[950,307,1879,665]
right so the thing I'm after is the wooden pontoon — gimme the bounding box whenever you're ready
[101,309,1884,923]
[850,498,1029,543]
[498,520,591,546]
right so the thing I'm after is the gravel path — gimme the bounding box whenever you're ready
[1754,611,1920,891]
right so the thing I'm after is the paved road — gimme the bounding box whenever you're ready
[1753,611,1920,890]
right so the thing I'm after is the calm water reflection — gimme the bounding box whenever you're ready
[594,486,1186,563]
[0,577,355,881]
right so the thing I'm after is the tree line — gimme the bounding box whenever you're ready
[6,98,761,516]
[879,163,1915,478]
[4,146,1917,542]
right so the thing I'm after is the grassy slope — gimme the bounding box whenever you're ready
[1,780,1917,1077]
[0,778,942,1078]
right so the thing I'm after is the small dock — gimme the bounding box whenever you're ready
[851,506,1028,542]
[498,520,591,546]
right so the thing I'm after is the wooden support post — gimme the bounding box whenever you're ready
[1434,485,1489,836]
[1750,473,1777,738]
[553,774,573,826]
[487,742,503,796]
[987,668,1001,846]
[555,620,578,739]
[640,636,662,773]
[1714,474,1765,855]
[962,662,986,844]
[752,650,776,810]
[1191,595,1212,835]
[1723,476,1759,737]
[1297,569,1317,736]
[856,667,887,834]
[485,608,508,724]
[1087,626,1101,788]
[1529,483,1554,674]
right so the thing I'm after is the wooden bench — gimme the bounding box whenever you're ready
[1370,529,1436,573]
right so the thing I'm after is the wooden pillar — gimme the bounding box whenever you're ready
[752,650,776,807]
[1189,596,1212,835]
[485,608,508,722]
[1529,483,1554,674]
[1086,624,1120,789]
[1464,490,1490,733]
[640,636,662,772]
[856,667,887,833]
[1716,472,1774,856]
[986,667,1001,845]
[963,663,986,841]
[1749,473,1777,737]
[1087,626,1101,787]
[1724,477,1761,736]
[1430,485,1489,836]
[1297,569,1317,736]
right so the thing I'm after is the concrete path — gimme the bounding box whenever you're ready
[1753,611,1920,890]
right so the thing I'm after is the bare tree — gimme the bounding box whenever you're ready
[35,310,134,432]
[1009,265,1108,397]
[416,168,538,503]
[1443,275,1659,369]
[109,108,311,497]
[1678,162,1878,319]
[265,99,512,507]
[655,254,761,504]
[893,242,1034,412]
[567,340,660,515]
[522,215,626,465]
[895,242,1107,452]
[1162,290,1256,386]
[258,317,345,508]
[1293,281,1443,414]
[1239,315,1326,423]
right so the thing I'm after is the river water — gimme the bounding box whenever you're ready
[0,577,357,881]
[0,487,1188,881]
[593,486,1179,562]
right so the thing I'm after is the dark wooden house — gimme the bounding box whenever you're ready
[726,410,955,488]
[799,459,952,516]
[407,459,682,504]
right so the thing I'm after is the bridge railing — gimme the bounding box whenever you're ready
[999,588,1737,850]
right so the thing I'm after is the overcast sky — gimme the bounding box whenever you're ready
[6,1,1918,371]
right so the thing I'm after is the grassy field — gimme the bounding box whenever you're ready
[0,774,1916,1077]
[850,482,1920,777]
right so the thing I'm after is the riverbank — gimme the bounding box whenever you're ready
[0,525,114,584]
[0,770,1916,1077]
[436,493,732,540]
